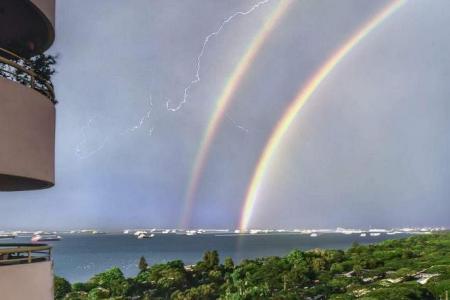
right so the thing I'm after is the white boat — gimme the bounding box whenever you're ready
[0,234,15,239]
[134,230,147,236]
[137,233,154,239]
[310,233,318,237]
[31,234,61,242]
[92,231,106,235]
[360,233,367,237]
[369,232,381,237]
[387,231,402,235]
[13,231,34,237]
[186,231,196,236]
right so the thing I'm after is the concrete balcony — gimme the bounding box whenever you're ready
[0,244,53,300]
[0,49,55,191]
[0,0,55,56]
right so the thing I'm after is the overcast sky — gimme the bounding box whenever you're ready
[0,0,449,230]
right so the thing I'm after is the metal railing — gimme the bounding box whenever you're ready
[0,48,56,104]
[0,243,52,266]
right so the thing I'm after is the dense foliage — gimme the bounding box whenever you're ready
[55,233,450,299]
[0,52,57,101]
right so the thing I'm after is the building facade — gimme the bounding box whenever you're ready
[0,0,56,191]
[0,1,56,299]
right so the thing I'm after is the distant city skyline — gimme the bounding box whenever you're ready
[1,0,449,230]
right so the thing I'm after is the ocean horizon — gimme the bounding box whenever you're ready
[4,232,412,282]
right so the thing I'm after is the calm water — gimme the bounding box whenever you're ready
[8,233,407,282]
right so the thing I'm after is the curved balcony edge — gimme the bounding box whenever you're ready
[28,0,56,53]
[0,243,52,266]
[0,77,55,191]
[0,0,55,56]
[0,48,56,104]
[0,174,54,191]
[0,254,53,300]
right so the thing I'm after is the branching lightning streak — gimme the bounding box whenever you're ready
[75,96,154,160]
[125,96,154,134]
[75,117,112,160]
[77,1,271,158]
[166,0,271,112]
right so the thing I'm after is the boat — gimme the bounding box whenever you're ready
[386,231,402,235]
[369,232,381,237]
[31,234,61,242]
[134,230,147,236]
[360,233,367,237]
[310,233,318,237]
[92,231,106,235]
[0,233,15,239]
[137,233,154,239]
[13,231,34,237]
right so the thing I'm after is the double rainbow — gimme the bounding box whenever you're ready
[180,0,293,228]
[239,0,406,231]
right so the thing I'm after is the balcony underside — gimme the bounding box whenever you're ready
[0,0,55,57]
[0,77,55,191]
[0,174,52,191]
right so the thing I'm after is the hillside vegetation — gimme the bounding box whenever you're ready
[55,232,450,299]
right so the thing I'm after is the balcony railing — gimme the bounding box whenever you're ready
[0,243,51,266]
[0,48,56,104]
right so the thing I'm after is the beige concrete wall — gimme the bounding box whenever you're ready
[0,77,55,190]
[0,261,54,300]
[31,0,55,28]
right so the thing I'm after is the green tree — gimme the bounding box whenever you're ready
[203,250,220,269]
[172,283,217,300]
[330,263,344,274]
[12,54,57,90]
[88,267,129,297]
[87,287,110,299]
[72,282,96,293]
[136,260,188,298]
[139,256,148,272]
[224,257,235,271]
[54,276,71,299]
[64,291,88,300]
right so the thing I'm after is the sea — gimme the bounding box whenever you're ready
[6,233,409,283]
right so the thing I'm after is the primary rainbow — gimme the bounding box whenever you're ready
[239,0,406,231]
[180,0,293,228]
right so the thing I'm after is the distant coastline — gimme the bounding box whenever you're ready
[1,226,446,237]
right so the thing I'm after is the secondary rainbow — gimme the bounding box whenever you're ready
[239,0,406,231]
[180,0,293,228]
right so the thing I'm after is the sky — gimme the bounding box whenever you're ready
[0,0,449,230]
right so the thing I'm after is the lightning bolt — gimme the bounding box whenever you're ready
[166,0,271,112]
[125,95,154,134]
[75,96,155,160]
[76,1,270,158]
[75,117,112,160]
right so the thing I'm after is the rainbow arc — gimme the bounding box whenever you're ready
[180,0,293,228]
[239,0,406,231]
